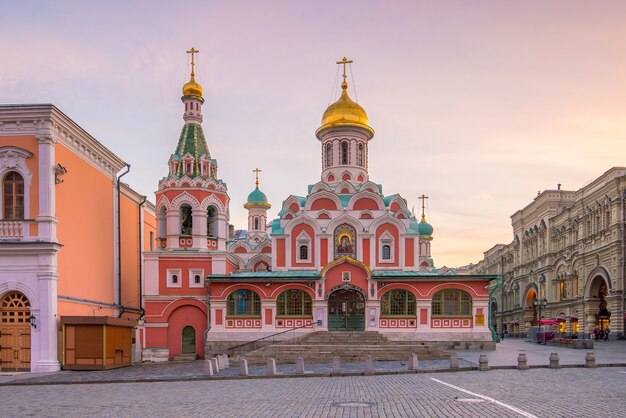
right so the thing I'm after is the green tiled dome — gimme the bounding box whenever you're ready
[418,217,433,237]
[247,187,268,204]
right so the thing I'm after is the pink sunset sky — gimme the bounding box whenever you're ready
[2,1,626,267]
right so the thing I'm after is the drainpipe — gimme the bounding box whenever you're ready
[501,255,505,336]
[204,278,212,355]
[117,164,131,317]
[138,195,147,319]
[622,188,625,336]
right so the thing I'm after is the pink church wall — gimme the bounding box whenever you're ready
[166,304,206,359]
[320,238,328,265]
[310,198,337,211]
[353,198,378,211]
[324,262,369,295]
[405,238,414,267]
[291,223,315,267]
[276,239,286,267]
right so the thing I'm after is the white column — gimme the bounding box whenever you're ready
[192,208,207,249]
[166,210,180,249]
[216,214,228,250]
[36,134,57,242]
[36,272,61,372]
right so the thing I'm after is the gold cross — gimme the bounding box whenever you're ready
[418,194,429,218]
[253,168,262,188]
[336,57,353,83]
[187,47,200,77]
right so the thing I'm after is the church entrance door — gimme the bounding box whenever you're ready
[328,288,365,331]
[181,326,196,354]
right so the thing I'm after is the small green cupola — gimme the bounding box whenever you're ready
[244,168,271,210]
[417,193,433,238]
[418,215,433,237]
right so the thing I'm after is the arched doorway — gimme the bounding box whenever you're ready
[181,326,196,354]
[327,286,365,331]
[0,291,31,371]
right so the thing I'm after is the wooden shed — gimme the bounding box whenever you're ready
[61,316,136,370]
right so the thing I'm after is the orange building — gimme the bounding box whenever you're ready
[0,104,155,372]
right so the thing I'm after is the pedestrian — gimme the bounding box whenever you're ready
[593,327,600,341]
[604,327,610,341]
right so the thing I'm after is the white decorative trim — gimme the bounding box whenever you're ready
[379,231,395,263]
[296,231,311,263]
[0,147,32,223]
[189,268,204,288]
[166,269,182,288]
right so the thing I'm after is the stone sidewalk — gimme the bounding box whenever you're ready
[1,338,624,386]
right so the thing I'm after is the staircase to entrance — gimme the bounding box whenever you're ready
[240,331,450,365]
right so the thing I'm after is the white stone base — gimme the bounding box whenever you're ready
[142,348,170,362]
[35,360,61,372]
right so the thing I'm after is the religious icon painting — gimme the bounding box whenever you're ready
[334,224,357,260]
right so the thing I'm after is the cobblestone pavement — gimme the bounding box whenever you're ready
[1,367,624,417]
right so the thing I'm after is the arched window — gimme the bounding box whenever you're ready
[207,206,217,237]
[325,143,332,167]
[382,245,391,260]
[180,204,193,235]
[299,244,308,261]
[277,290,312,316]
[381,289,416,316]
[431,289,472,316]
[1,291,30,324]
[3,172,24,220]
[226,289,261,317]
[341,141,348,165]
[357,143,363,167]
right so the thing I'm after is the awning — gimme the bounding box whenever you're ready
[568,315,578,322]
[555,313,566,322]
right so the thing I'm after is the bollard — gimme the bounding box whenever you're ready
[364,355,374,375]
[449,352,459,369]
[266,358,277,375]
[203,359,214,376]
[517,353,529,370]
[549,353,560,369]
[585,351,597,368]
[296,357,305,374]
[211,357,220,373]
[239,357,249,376]
[408,353,419,371]
[219,354,229,369]
[331,356,341,374]
[478,354,489,371]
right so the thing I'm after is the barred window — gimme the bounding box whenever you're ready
[341,141,348,165]
[382,245,391,260]
[380,289,416,316]
[299,245,308,261]
[325,143,332,167]
[431,289,472,316]
[226,289,261,316]
[277,290,312,316]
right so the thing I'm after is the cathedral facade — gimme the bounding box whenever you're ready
[142,53,496,361]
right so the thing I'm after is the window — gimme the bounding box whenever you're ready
[296,231,311,262]
[341,141,348,165]
[3,172,24,220]
[382,245,391,260]
[207,206,217,237]
[254,217,259,230]
[149,231,154,251]
[431,289,472,316]
[559,281,567,300]
[167,269,182,288]
[357,143,363,167]
[378,231,394,263]
[226,290,261,316]
[180,204,193,235]
[189,269,204,288]
[299,245,308,261]
[276,290,312,316]
[381,289,416,317]
[325,143,332,167]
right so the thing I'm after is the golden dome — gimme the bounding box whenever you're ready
[182,75,203,98]
[316,81,374,137]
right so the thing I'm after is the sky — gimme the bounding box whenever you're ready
[2,1,626,267]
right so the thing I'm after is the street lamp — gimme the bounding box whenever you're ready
[533,297,547,344]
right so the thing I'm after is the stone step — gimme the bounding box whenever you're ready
[173,353,198,362]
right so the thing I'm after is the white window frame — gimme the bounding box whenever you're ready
[167,268,182,288]
[296,231,311,263]
[341,271,351,282]
[0,147,33,222]
[378,232,395,263]
[189,268,204,288]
